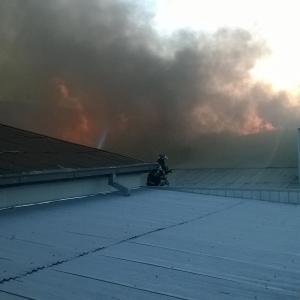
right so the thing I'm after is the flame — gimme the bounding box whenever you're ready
[238,110,275,135]
[190,105,275,136]
[61,114,91,145]
[52,77,92,145]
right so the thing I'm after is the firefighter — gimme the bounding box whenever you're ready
[157,154,172,176]
[146,154,172,186]
[146,167,162,186]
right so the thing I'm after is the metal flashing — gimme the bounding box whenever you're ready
[0,163,157,188]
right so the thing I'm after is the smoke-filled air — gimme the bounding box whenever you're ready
[1,0,300,165]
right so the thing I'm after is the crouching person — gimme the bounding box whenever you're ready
[147,154,172,186]
[147,167,162,186]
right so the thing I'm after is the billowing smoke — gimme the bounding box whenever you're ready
[1,0,300,164]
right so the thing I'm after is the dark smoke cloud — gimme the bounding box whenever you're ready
[1,0,300,164]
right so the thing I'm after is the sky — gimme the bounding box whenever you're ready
[1,0,300,163]
[153,0,300,91]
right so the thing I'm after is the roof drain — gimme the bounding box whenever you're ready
[108,174,131,196]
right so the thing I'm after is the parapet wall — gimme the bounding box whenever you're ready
[0,173,141,210]
[154,187,300,205]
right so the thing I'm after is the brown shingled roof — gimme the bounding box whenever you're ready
[0,124,157,186]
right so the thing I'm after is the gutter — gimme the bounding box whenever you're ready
[0,162,158,188]
[108,174,131,196]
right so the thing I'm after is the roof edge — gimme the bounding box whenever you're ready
[0,162,158,187]
[0,123,146,163]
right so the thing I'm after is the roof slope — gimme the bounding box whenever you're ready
[0,189,299,299]
[0,124,149,176]
[168,167,299,189]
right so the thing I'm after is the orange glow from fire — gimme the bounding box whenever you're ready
[190,105,275,135]
[61,114,91,145]
[53,77,92,145]
[59,84,69,99]
[238,109,275,135]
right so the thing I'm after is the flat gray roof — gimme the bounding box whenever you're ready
[0,189,299,299]
[168,168,299,189]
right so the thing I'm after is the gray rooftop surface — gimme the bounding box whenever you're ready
[167,168,299,190]
[0,188,300,299]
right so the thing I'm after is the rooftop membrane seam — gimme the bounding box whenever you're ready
[1,189,299,299]
[52,269,188,300]
[0,197,245,285]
